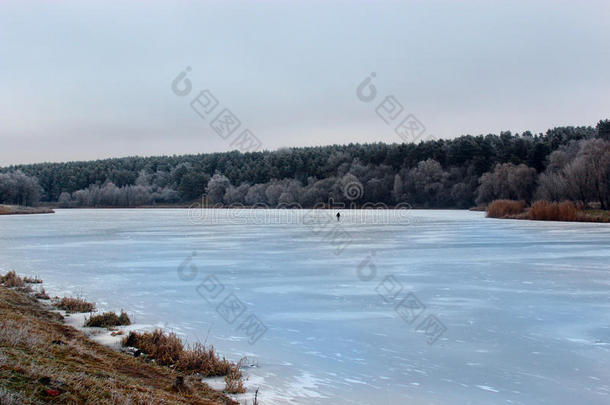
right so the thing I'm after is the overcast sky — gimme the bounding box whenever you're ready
[1,0,609,166]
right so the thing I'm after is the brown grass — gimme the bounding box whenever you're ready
[223,358,246,394]
[54,297,96,313]
[176,343,236,377]
[123,329,184,366]
[558,201,578,221]
[18,285,34,294]
[85,311,131,328]
[224,369,246,394]
[0,319,45,348]
[0,282,236,404]
[486,200,526,218]
[0,205,54,215]
[23,276,42,284]
[528,200,560,220]
[528,200,580,221]
[0,387,28,405]
[122,330,244,383]
[581,209,610,223]
[486,199,610,223]
[34,288,50,300]
[0,271,25,288]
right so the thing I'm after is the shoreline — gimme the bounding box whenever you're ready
[487,215,610,224]
[0,271,259,404]
[39,205,469,210]
[0,205,54,215]
[484,200,610,224]
[4,202,607,224]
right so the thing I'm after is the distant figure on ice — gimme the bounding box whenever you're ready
[336,212,341,221]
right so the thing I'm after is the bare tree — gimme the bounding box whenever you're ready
[577,139,610,209]
[563,156,594,206]
[536,172,567,202]
[508,164,538,202]
[535,139,610,208]
[476,163,537,205]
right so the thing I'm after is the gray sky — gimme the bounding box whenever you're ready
[1,0,609,166]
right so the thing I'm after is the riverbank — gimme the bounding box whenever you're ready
[0,205,54,215]
[0,271,242,404]
[486,200,610,223]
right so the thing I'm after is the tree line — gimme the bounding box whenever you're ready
[476,138,610,209]
[1,120,609,209]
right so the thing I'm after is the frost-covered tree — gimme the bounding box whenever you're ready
[391,173,405,204]
[57,192,72,208]
[245,183,268,206]
[224,184,250,205]
[407,159,447,207]
[205,173,230,204]
[265,181,284,206]
[179,172,210,200]
[0,171,41,206]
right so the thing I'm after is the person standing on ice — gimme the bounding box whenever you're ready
[336,212,341,221]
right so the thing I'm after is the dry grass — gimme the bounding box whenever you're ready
[0,283,236,404]
[224,358,246,394]
[558,201,578,221]
[176,343,236,377]
[528,200,572,221]
[528,200,559,220]
[122,329,184,366]
[85,311,131,328]
[526,200,606,222]
[224,370,245,394]
[0,320,45,348]
[486,199,610,223]
[0,387,27,405]
[23,276,42,284]
[34,288,50,300]
[486,200,526,218]
[0,205,54,215]
[0,271,25,288]
[581,209,610,223]
[122,330,244,385]
[55,297,96,313]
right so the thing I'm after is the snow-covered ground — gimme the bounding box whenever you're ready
[1,209,609,404]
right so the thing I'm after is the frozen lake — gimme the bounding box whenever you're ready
[1,209,609,404]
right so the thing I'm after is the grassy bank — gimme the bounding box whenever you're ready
[486,200,610,223]
[0,272,240,404]
[0,205,54,215]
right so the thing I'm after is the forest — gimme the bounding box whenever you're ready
[1,120,609,209]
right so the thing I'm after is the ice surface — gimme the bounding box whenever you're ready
[1,209,609,404]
